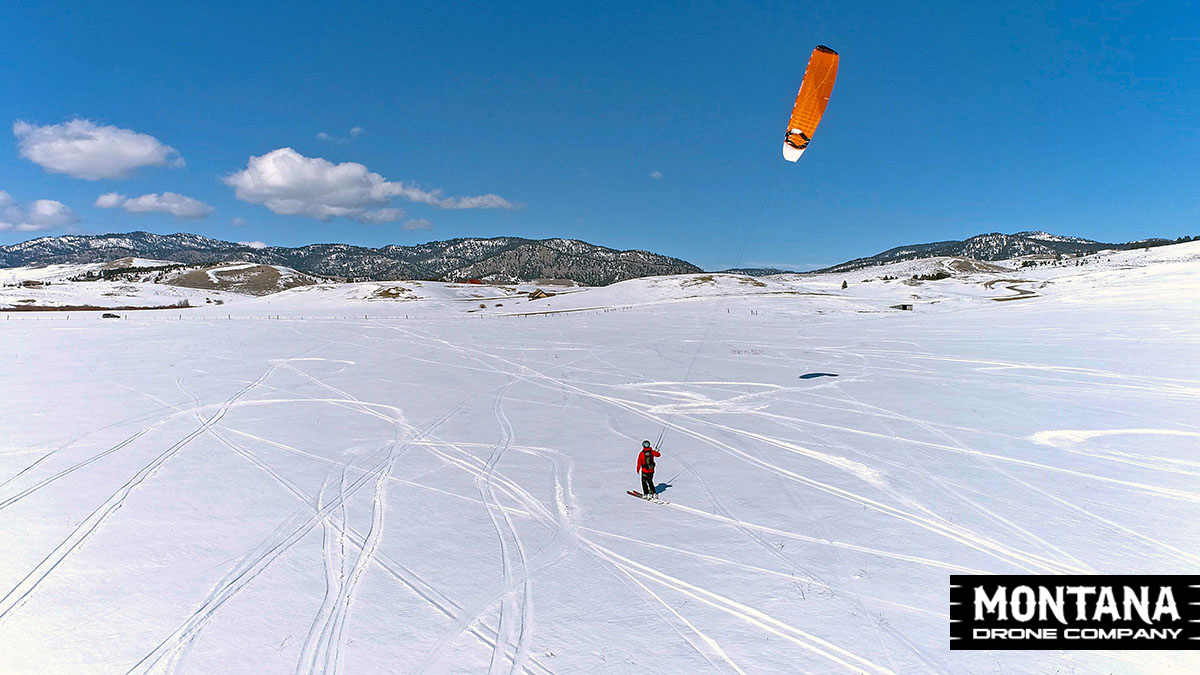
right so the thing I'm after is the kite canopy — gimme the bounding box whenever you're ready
[783,45,839,162]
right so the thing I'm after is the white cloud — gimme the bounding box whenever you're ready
[238,240,268,249]
[94,192,125,208]
[0,191,79,232]
[318,127,366,142]
[223,147,514,221]
[650,171,663,180]
[403,218,433,231]
[13,119,183,180]
[435,194,513,210]
[27,200,78,227]
[122,193,213,218]
[356,207,405,224]
[94,191,214,219]
[231,217,248,226]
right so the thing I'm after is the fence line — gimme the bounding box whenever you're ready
[2,303,789,324]
[0,305,675,322]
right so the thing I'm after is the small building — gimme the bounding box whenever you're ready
[20,280,44,288]
[890,303,914,311]
[464,279,484,285]
[529,289,555,300]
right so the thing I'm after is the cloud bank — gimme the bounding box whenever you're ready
[95,192,214,219]
[13,119,183,180]
[0,190,79,232]
[223,147,514,223]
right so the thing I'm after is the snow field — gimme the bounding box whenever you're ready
[1,246,1199,672]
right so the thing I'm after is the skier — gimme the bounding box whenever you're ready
[636,440,661,499]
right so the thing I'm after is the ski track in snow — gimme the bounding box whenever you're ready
[479,381,534,675]
[0,364,278,624]
[378,322,902,671]
[393,323,1095,577]
[209,430,555,675]
[265,354,559,675]
[277,358,410,675]
[413,434,568,674]
[127,398,476,675]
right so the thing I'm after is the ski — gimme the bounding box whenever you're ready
[627,490,668,504]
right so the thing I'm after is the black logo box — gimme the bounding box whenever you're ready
[950,575,1200,650]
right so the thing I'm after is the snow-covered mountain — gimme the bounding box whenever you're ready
[814,231,1191,273]
[0,257,326,309]
[1012,230,1099,244]
[0,232,242,265]
[0,232,701,286]
[7,230,1194,287]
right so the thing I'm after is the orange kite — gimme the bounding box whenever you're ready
[783,45,839,161]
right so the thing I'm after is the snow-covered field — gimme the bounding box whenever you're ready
[2,243,1199,673]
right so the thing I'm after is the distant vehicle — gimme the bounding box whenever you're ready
[101,313,120,319]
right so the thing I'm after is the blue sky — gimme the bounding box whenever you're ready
[0,0,1196,270]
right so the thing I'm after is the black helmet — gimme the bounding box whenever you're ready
[642,440,651,448]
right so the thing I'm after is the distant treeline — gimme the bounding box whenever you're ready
[912,271,952,281]
[1138,235,1197,247]
[68,264,187,282]
[1,300,191,312]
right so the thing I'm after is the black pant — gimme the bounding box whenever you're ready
[641,471,655,496]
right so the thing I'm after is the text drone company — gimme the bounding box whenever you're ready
[950,575,1200,650]
[971,627,1183,641]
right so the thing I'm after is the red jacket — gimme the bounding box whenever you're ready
[637,448,661,474]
